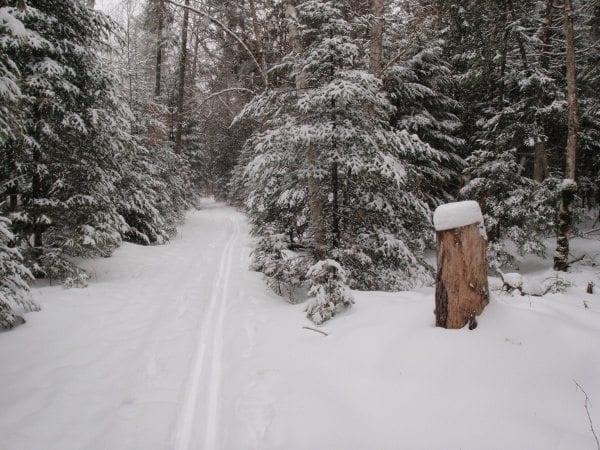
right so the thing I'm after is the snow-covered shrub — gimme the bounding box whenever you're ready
[306,259,354,325]
[63,271,90,289]
[0,216,38,329]
[251,231,310,302]
[33,249,86,288]
[543,273,572,294]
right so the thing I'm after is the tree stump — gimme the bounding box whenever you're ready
[433,201,489,329]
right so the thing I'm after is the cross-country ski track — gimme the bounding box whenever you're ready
[0,202,277,450]
[172,215,239,450]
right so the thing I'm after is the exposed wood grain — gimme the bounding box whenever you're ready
[435,223,489,329]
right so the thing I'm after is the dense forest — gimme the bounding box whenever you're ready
[1,0,599,327]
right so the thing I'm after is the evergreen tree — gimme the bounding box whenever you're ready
[1,0,191,284]
[383,40,465,207]
[460,149,558,268]
[233,0,443,303]
[1,2,126,280]
[0,5,39,328]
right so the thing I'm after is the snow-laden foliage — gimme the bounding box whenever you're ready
[0,2,127,278]
[0,216,38,329]
[461,149,559,269]
[250,228,311,302]
[0,0,191,288]
[383,39,465,207]
[116,110,190,245]
[305,259,354,325]
[233,1,438,296]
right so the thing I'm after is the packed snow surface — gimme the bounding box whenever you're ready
[1,201,599,450]
[433,200,484,231]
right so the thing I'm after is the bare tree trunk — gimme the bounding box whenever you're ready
[533,141,548,182]
[563,0,578,182]
[154,0,164,99]
[124,0,134,110]
[175,0,190,153]
[285,0,324,257]
[331,161,340,249]
[190,16,201,88]
[32,149,43,260]
[554,0,579,271]
[6,144,17,212]
[497,0,510,109]
[369,0,384,75]
[533,0,553,182]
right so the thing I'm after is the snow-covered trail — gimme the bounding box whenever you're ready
[0,202,253,450]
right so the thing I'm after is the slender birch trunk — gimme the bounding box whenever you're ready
[554,0,579,271]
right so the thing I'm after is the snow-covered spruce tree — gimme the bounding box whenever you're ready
[1,1,132,282]
[383,40,465,207]
[0,6,39,327]
[233,1,442,304]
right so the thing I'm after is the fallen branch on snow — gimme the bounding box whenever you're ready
[302,326,329,336]
[568,254,586,265]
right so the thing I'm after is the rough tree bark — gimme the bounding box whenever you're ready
[369,0,384,75]
[554,0,579,271]
[175,0,189,153]
[435,223,489,329]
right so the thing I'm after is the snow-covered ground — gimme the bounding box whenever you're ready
[1,201,599,450]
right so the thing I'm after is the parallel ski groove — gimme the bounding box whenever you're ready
[204,217,239,449]
[172,216,238,450]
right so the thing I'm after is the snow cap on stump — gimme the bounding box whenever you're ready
[433,200,483,231]
[433,201,486,239]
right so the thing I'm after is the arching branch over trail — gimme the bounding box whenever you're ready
[164,0,269,89]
